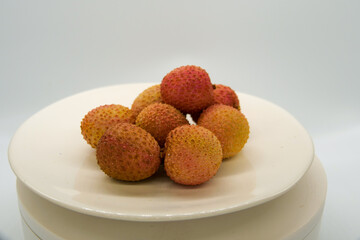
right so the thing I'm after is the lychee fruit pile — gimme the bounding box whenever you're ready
[81,65,250,186]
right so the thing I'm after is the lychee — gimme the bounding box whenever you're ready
[131,84,163,119]
[190,84,240,123]
[164,125,223,185]
[80,104,135,148]
[96,123,161,181]
[197,104,249,159]
[213,84,240,110]
[136,103,189,147]
[161,65,214,114]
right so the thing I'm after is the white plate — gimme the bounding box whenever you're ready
[9,83,314,221]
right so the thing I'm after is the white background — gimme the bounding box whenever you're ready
[1,0,359,239]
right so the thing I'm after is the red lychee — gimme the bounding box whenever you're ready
[213,84,240,110]
[96,123,161,181]
[161,65,214,114]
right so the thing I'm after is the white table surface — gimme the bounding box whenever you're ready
[1,1,359,239]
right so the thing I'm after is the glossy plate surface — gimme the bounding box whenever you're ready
[9,83,314,221]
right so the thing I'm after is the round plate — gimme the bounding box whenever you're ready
[9,83,314,221]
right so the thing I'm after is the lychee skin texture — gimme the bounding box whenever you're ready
[198,104,249,159]
[191,84,240,123]
[81,104,136,148]
[164,125,223,186]
[131,84,163,119]
[161,65,214,114]
[136,103,189,147]
[96,123,161,181]
[213,84,240,110]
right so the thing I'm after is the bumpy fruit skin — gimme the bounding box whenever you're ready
[131,84,163,118]
[191,84,240,123]
[161,65,214,114]
[136,103,189,147]
[96,123,161,181]
[164,125,223,185]
[213,84,240,110]
[81,104,135,148]
[197,104,249,159]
